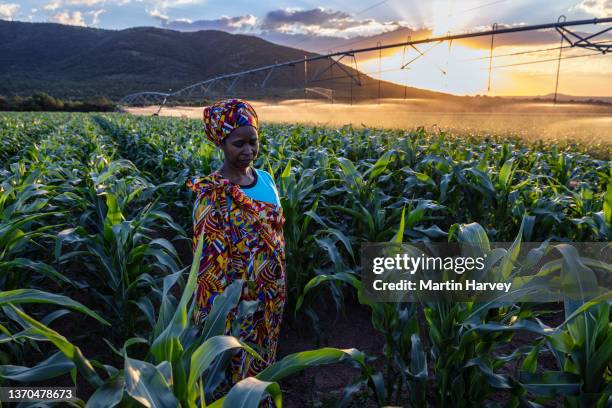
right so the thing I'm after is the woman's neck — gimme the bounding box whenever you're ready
[218,163,254,185]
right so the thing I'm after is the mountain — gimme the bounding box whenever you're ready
[0,19,450,102]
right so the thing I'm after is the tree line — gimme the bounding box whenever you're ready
[0,93,116,112]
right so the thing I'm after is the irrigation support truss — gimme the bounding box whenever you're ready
[118,16,612,110]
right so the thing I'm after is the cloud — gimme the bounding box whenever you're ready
[150,0,203,10]
[43,0,131,12]
[88,8,105,25]
[157,7,407,39]
[0,2,19,20]
[147,0,211,27]
[66,0,107,5]
[575,0,612,17]
[150,5,610,56]
[258,7,406,38]
[149,8,169,22]
[258,25,427,58]
[163,0,203,5]
[260,8,351,31]
[161,14,258,32]
[43,0,61,11]
[50,10,86,26]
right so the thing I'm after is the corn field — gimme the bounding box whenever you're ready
[0,111,610,407]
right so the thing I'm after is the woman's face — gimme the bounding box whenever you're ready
[221,125,259,170]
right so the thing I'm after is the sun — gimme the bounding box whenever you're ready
[430,0,473,36]
[357,40,494,96]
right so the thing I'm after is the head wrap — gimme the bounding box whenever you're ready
[203,99,258,147]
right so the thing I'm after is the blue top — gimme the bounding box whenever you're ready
[238,168,281,206]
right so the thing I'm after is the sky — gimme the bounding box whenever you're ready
[1,0,611,96]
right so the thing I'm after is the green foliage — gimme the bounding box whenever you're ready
[0,92,115,112]
[1,231,372,408]
[0,112,610,406]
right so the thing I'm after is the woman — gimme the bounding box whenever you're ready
[186,99,286,390]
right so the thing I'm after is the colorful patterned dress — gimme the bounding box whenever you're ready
[186,167,286,387]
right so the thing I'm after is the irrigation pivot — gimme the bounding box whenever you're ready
[118,16,612,110]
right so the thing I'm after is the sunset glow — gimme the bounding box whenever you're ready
[3,0,611,97]
[355,42,612,96]
[430,0,475,36]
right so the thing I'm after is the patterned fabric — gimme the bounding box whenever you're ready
[203,99,259,147]
[186,169,286,386]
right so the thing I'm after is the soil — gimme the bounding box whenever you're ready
[277,298,384,408]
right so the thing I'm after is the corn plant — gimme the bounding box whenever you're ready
[296,209,427,406]
[1,232,375,407]
[1,112,610,407]
[473,243,612,408]
[0,164,68,291]
[54,203,182,341]
[0,113,62,166]
[0,287,110,383]
[276,159,350,318]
